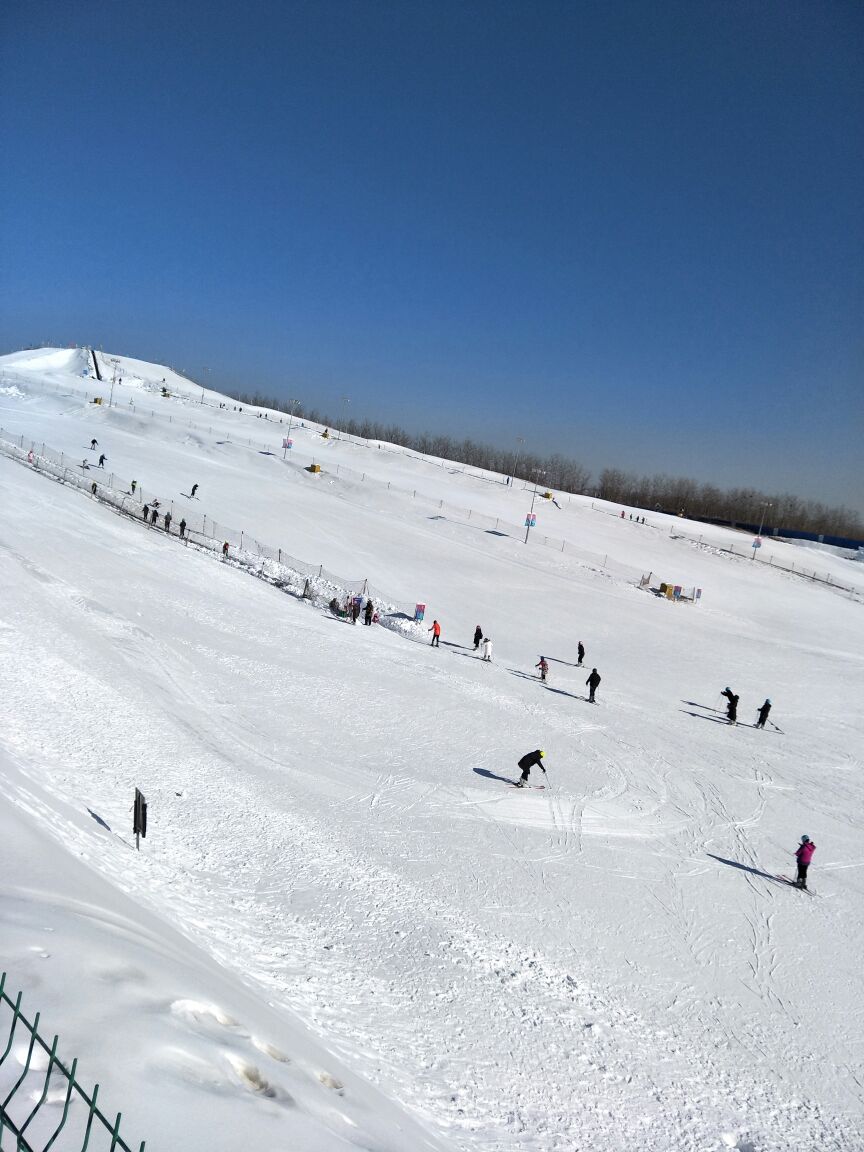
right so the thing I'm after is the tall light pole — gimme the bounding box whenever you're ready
[286,398,300,436]
[524,469,546,544]
[752,501,772,559]
[512,436,525,486]
[339,396,350,440]
[109,358,120,407]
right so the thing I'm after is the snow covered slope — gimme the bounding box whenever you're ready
[1,350,863,1151]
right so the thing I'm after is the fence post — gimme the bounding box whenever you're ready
[318,564,323,577]
[240,532,244,549]
[278,548,281,563]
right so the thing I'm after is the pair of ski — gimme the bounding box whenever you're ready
[507,780,545,790]
[775,875,815,895]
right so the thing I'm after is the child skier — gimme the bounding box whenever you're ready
[755,699,772,729]
[536,657,548,682]
[481,637,493,662]
[794,835,815,889]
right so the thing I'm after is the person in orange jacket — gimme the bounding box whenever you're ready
[429,619,441,647]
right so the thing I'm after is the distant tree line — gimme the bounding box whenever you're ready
[226,387,862,539]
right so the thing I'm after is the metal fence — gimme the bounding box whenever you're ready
[0,428,424,638]
[0,973,144,1152]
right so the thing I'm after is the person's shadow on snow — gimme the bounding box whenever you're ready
[473,767,514,785]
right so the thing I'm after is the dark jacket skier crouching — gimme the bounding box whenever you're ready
[516,749,546,787]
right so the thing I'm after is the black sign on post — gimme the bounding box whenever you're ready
[133,788,148,851]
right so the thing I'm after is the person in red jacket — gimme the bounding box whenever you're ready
[795,835,816,889]
[428,619,441,647]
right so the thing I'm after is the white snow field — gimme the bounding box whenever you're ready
[1,348,863,1152]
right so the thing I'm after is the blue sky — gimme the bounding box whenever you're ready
[2,1,862,509]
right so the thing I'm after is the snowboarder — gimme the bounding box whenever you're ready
[222,541,229,557]
[515,749,546,788]
[150,507,159,526]
[429,619,441,647]
[98,454,106,468]
[179,518,186,539]
[473,625,483,650]
[586,668,601,703]
[364,599,374,626]
[794,835,815,889]
[90,481,97,495]
[726,694,739,725]
[755,699,772,729]
[142,504,150,521]
[164,511,172,533]
[577,641,584,666]
[131,480,137,495]
[191,483,198,498]
[90,438,98,450]
[482,637,493,662]
[536,656,548,682]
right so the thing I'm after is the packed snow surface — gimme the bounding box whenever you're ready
[1,348,863,1151]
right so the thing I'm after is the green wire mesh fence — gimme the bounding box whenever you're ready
[0,973,144,1152]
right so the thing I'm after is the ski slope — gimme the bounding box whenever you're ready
[1,348,863,1152]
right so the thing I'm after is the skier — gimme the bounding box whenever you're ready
[515,749,546,788]
[164,511,172,533]
[755,699,772,729]
[481,637,493,662]
[364,599,374,626]
[536,656,548,682]
[586,668,601,703]
[142,504,150,521]
[90,481,97,495]
[179,518,186,539]
[794,835,816,889]
[577,641,585,666]
[81,458,90,471]
[90,438,98,450]
[150,507,159,526]
[429,619,441,647]
[726,693,739,725]
[191,483,198,498]
[131,480,137,495]
[351,599,361,625]
[473,625,483,650]
[222,541,229,557]
[98,454,106,468]
[721,687,735,707]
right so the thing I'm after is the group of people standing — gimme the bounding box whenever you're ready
[722,687,772,729]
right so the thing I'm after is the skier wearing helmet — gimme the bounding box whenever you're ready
[755,699,772,729]
[794,836,816,889]
[515,749,546,788]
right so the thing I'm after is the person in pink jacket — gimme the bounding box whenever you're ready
[795,835,816,889]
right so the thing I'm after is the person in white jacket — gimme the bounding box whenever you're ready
[481,637,493,662]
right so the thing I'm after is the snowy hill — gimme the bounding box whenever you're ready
[1,349,863,1151]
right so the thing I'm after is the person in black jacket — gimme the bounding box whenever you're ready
[577,641,584,666]
[516,749,546,787]
[473,625,483,650]
[586,668,601,703]
[364,599,374,625]
[755,699,771,729]
[726,694,739,724]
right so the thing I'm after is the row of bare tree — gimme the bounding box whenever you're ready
[228,388,862,539]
